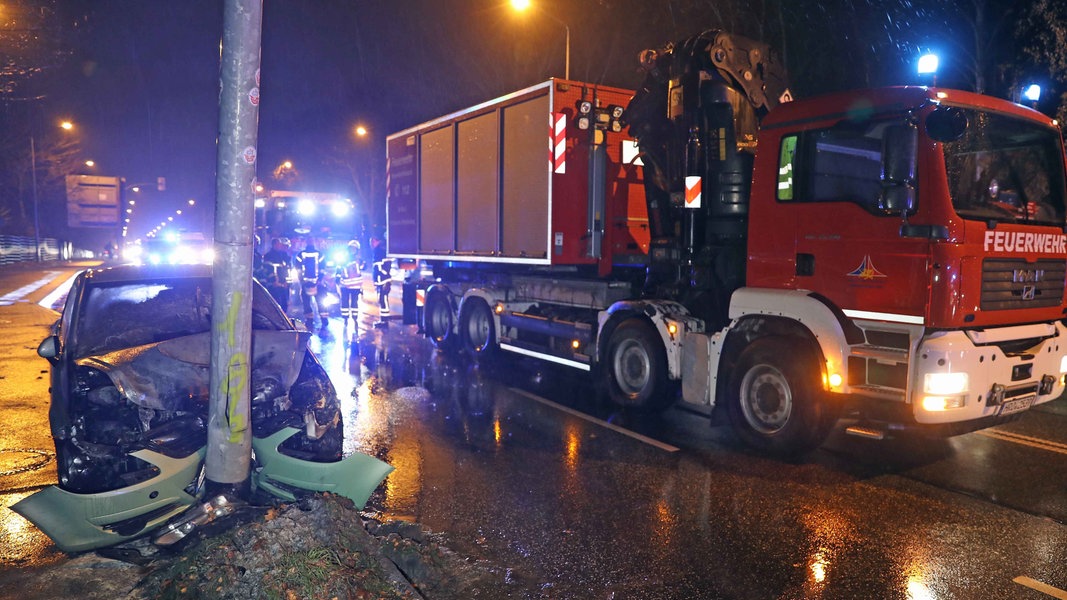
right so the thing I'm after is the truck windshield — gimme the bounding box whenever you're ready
[941,109,1066,226]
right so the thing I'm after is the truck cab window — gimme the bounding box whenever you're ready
[777,135,797,201]
[941,109,1066,225]
[777,119,907,214]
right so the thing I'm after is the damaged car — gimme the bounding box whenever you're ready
[13,264,392,552]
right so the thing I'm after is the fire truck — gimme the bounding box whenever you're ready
[256,189,360,265]
[386,30,1067,454]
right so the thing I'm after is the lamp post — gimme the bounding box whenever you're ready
[29,135,40,261]
[511,0,570,80]
[28,119,78,261]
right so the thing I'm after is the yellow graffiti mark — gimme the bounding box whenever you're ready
[217,291,249,443]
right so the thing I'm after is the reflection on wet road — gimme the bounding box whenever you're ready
[307,311,1067,599]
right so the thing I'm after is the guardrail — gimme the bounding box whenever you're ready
[0,235,97,265]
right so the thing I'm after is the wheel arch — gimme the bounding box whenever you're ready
[718,288,855,399]
[597,299,701,380]
[458,289,502,333]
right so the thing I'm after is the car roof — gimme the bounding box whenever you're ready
[79,263,214,285]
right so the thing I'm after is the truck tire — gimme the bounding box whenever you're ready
[424,291,456,350]
[459,299,496,357]
[603,318,674,411]
[725,336,838,455]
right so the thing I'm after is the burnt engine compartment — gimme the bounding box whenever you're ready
[58,350,343,494]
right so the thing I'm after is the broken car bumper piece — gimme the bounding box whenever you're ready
[252,427,394,506]
[11,448,205,553]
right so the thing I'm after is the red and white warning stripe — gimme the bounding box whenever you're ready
[685,176,702,208]
[552,112,566,174]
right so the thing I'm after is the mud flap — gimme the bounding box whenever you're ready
[10,448,205,553]
[251,427,394,506]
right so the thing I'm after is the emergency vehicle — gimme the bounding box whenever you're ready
[386,30,1067,454]
[256,189,360,267]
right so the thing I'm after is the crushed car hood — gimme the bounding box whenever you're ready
[76,330,311,412]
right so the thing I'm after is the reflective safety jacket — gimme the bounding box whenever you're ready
[339,261,364,289]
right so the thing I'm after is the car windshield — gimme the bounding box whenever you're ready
[73,276,288,358]
[942,109,1067,226]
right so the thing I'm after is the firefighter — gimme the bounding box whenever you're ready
[295,239,326,327]
[373,256,393,324]
[337,240,365,325]
[262,237,292,314]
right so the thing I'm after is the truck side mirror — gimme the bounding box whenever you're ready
[879,123,918,215]
[883,123,917,184]
[881,185,915,214]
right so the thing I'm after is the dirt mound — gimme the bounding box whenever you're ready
[131,493,503,599]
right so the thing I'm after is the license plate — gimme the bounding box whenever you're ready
[998,395,1035,416]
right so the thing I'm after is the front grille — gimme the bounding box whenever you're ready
[981,258,1065,311]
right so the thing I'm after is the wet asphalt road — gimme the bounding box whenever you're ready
[1,262,1066,599]
[316,304,1067,598]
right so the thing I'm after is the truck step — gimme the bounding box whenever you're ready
[850,343,909,362]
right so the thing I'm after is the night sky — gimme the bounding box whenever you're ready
[6,0,1032,244]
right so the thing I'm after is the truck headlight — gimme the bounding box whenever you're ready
[921,395,966,412]
[924,372,968,395]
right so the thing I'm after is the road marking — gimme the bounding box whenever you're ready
[38,272,80,311]
[976,429,1067,455]
[1014,576,1067,599]
[0,272,59,306]
[509,387,680,453]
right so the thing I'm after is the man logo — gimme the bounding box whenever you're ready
[1013,269,1045,283]
[1022,285,1037,301]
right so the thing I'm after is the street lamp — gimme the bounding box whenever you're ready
[30,119,76,261]
[511,0,570,80]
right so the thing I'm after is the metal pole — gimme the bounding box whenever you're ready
[564,24,570,80]
[206,0,263,496]
[30,136,40,261]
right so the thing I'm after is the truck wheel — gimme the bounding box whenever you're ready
[459,299,496,357]
[603,318,673,411]
[424,291,455,349]
[725,337,837,455]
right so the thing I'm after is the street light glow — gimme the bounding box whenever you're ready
[355,125,368,137]
[1024,84,1042,102]
[60,120,73,130]
[510,0,570,79]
